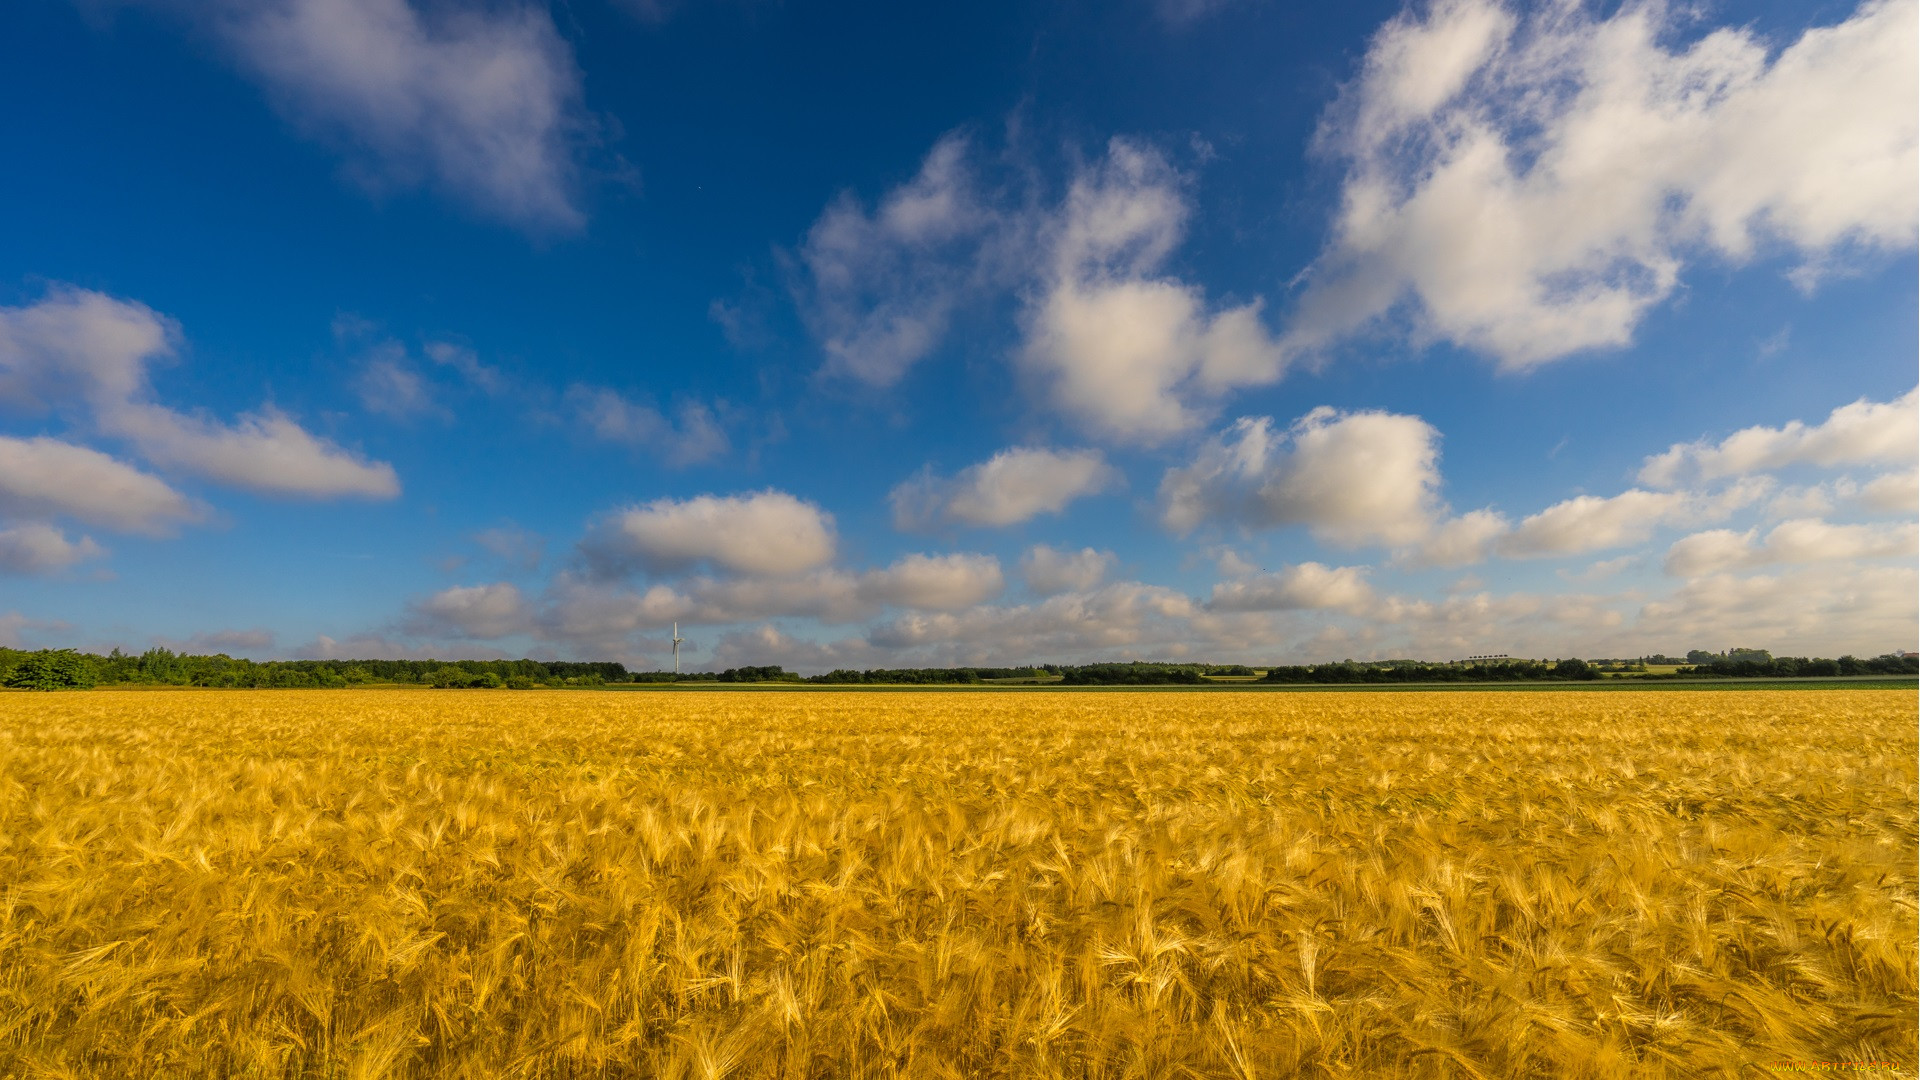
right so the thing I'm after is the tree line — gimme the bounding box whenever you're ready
[2,646,1913,691]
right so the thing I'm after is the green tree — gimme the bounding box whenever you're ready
[1553,658,1599,681]
[5,650,98,691]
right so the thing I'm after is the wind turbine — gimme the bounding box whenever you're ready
[671,622,684,674]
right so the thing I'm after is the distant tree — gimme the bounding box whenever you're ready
[1552,658,1599,681]
[5,650,98,691]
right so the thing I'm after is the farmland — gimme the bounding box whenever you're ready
[1,690,1914,1078]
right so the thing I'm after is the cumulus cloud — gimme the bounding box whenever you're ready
[1401,479,1772,566]
[1021,545,1116,595]
[1021,140,1286,441]
[0,288,400,498]
[0,435,199,534]
[567,386,729,466]
[1206,562,1376,615]
[794,134,1001,385]
[856,553,1005,611]
[788,136,1286,438]
[1664,518,1919,577]
[178,0,588,233]
[1497,481,1770,559]
[1500,490,1693,558]
[867,580,1198,658]
[0,523,106,575]
[546,552,1003,636]
[433,550,1007,660]
[1402,507,1508,568]
[0,286,163,409]
[1293,0,1918,366]
[1635,562,1916,657]
[1855,468,1919,514]
[1160,406,1442,546]
[890,446,1117,530]
[707,623,876,673]
[405,582,531,639]
[1640,388,1918,487]
[579,491,836,577]
[533,578,693,649]
[109,404,401,498]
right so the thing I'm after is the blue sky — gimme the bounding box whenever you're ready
[1,0,1914,669]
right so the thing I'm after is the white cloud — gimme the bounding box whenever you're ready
[0,286,164,409]
[355,347,444,420]
[788,135,1286,438]
[1021,140,1286,441]
[0,288,401,499]
[1764,483,1837,520]
[1351,0,1513,136]
[1640,388,1918,487]
[794,134,1000,385]
[867,580,1198,658]
[0,434,199,534]
[1206,562,1376,615]
[542,552,1004,641]
[473,524,545,572]
[1498,480,1769,559]
[1160,406,1442,546]
[1665,518,1919,577]
[1399,476,1776,566]
[424,341,506,394]
[1500,489,1691,558]
[405,582,530,639]
[673,571,867,624]
[107,403,401,499]
[0,523,105,575]
[1635,563,1916,657]
[534,578,694,649]
[856,553,1005,611]
[567,386,729,466]
[1855,468,1919,514]
[1021,545,1116,595]
[1293,0,1918,366]
[193,0,587,233]
[707,623,875,673]
[1403,507,1509,568]
[891,446,1117,530]
[580,490,836,577]
[1559,555,1636,584]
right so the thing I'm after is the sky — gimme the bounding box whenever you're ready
[0,0,1914,671]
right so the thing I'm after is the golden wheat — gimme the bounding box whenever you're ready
[0,688,1912,1078]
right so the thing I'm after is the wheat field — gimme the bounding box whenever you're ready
[0,689,1912,1079]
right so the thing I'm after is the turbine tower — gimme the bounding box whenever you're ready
[671,622,684,674]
